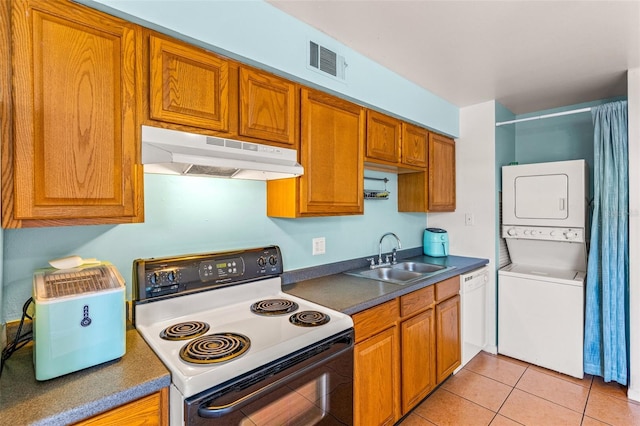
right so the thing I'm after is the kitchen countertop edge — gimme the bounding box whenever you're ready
[284,253,489,315]
[0,325,171,426]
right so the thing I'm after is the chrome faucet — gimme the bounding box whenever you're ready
[374,232,402,268]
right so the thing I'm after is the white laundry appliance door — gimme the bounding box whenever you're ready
[514,174,568,220]
[498,265,585,378]
[502,160,587,228]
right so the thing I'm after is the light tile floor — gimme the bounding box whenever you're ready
[399,351,640,426]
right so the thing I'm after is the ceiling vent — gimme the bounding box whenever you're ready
[308,41,347,81]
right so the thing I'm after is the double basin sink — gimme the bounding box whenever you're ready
[345,261,455,285]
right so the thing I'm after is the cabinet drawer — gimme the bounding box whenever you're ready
[353,299,399,343]
[435,276,460,302]
[400,286,435,318]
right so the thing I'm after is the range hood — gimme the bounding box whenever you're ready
[141,126,304,180]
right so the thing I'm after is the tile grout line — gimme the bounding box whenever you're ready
[490,364,529,425]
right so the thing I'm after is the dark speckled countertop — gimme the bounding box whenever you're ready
[0,325,170,426]
[283,250,488,315]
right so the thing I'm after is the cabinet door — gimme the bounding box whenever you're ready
[354,327,400,426]
[239,67,298,146]
[366,110,401,164]
[73,388,168,425]
[401,308,436,414]
[299,88,364,215]
[402,123,428,167]
[8,0,142,227]
[429,133,456,211]
[436,295,461,383]
[149,35,229,131]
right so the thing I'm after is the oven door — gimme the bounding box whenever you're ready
[185,329,353,426]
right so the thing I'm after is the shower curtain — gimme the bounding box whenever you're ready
[584,100,629,385]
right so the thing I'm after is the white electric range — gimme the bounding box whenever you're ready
[132,246,354,425]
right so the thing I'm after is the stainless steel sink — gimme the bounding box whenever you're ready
[354,267,423,283]
[344,261,455,285]
[391,261,446,274]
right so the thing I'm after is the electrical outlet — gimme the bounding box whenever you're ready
[312,237,326,255]
[465,213,475,226]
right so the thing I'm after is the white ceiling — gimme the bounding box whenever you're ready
[267,0,640,115]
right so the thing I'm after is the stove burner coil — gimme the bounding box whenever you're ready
[180,333,250,364]
[289,311,330,327]
[250,299,299,316]
[160,321,210,340]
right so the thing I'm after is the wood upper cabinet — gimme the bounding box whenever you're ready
[267,88,364,217]
[365,110,401,164]
[4,0,143,227]
[239,67,298,146]
[364,111,428,172]
[148,34,229,131]
[401,123,428,168]
[397,132,456,213]
[429,133,456,211]
[73,388,168,425]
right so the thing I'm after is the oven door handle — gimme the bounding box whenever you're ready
[197,336,351,418]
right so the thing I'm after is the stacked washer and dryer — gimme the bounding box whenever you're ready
[499,159,588,379]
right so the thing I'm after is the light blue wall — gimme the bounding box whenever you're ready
[515,97,625,199]
[3,171,426,321]
[77,0,459,137]
[495,102,516,190]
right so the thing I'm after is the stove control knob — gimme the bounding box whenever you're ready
[507,228,518,236]
[531,230,538,236]
[268,255,278,266]
[257,257,267,267]
[524,230,530,236]
[167,270,176,282]
[149,272,159,285]
[550,230,557,237]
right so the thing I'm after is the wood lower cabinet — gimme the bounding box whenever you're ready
[399,285,437,415]
[74,388,168,425]
[401,308,436,414]
[239,66,298,146]
[354,326,400,426]
[397,133,456,213]
[4,0,143,228]
[435,276,462,383]
[147,34,229,132]
[267,88,364,217]
[436,294,461,383]
[352,278,461,425]
[353,300,400,426]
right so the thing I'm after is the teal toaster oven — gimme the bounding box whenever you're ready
[32,263,126,381]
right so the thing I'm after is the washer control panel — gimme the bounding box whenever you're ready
[502,225,585,243]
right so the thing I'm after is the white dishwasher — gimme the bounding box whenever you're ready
[456,266,488,371]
